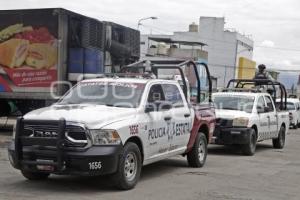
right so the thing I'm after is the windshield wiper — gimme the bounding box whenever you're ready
[221,107,238,110]
[105,104,131,108]
[56,101,78,105]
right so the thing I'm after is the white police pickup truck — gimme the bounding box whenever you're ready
[212,79,289,155]
[8,60,216,190]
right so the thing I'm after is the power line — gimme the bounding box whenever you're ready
[255,45,300,52]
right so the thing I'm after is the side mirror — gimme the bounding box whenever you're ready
[145,104,155,113]
[257,106,264,114]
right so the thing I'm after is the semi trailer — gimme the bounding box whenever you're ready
[0,8,140,116]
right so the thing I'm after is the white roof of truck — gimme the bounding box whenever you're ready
[213,92,261,98]
[81,77,179,85]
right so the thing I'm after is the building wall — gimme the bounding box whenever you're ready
[140,17,254,87]
[199,17,254,87]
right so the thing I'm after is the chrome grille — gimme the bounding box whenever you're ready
[23,123,88,147]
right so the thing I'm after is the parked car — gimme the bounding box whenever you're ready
[278,98,300,129]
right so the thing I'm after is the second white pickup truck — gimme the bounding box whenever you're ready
[212,79,289,155]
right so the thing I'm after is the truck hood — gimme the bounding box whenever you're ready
[215,109,251,119]
[24,104,138,129]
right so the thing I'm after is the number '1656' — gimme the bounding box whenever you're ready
[89,161,102,170]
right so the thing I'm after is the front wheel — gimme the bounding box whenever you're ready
[241,129,257,156]
[112,142,142,190]
[273,126,286,149]
[21,170,50,180]
[187,132,208,168]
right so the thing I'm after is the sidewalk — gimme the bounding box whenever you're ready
[0,133,11,148]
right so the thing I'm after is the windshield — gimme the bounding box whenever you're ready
[58,81,145,108]
[287,102,296,110]
[213,95,255,113]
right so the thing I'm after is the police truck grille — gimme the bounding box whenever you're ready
[23,124,88,148]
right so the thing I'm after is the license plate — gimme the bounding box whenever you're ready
[36,159,54,171]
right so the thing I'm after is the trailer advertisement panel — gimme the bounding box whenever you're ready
[0,9,58,92]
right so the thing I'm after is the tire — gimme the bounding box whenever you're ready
[187,132,208,168]
[273,126,286,149]
[298,122,300,128]
[112,142,142,190]
[21,170,50,180]
[241,129,257,156]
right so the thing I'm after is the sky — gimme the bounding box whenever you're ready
[1,0,300,73]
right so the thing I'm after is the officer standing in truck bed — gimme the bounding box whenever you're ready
[254,64,274,81]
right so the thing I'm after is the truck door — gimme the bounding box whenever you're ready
[256,96,270,140]
[161,83,193,152]
[144,84,172,159]
[264,95,278,138]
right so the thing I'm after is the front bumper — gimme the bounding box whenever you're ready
[213,127,252,145]
[8,141,123,176]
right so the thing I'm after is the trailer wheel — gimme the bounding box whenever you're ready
[112,142,142,190]
[21,170,50,180]
[273,126,285,149]
[241,129,257,156]
[187,132,207,168]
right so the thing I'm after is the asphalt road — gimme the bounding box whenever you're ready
[0,129,299,200]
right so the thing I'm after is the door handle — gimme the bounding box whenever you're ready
[184,113,190,118]
[164,116,172,121]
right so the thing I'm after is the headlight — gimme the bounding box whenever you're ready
[89,129,121,145]
[232,117,249,127]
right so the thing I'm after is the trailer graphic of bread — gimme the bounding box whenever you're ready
[0,19,58,89]
[0,39,29,68]
[26,43,57,69]
[0,24,57,69]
